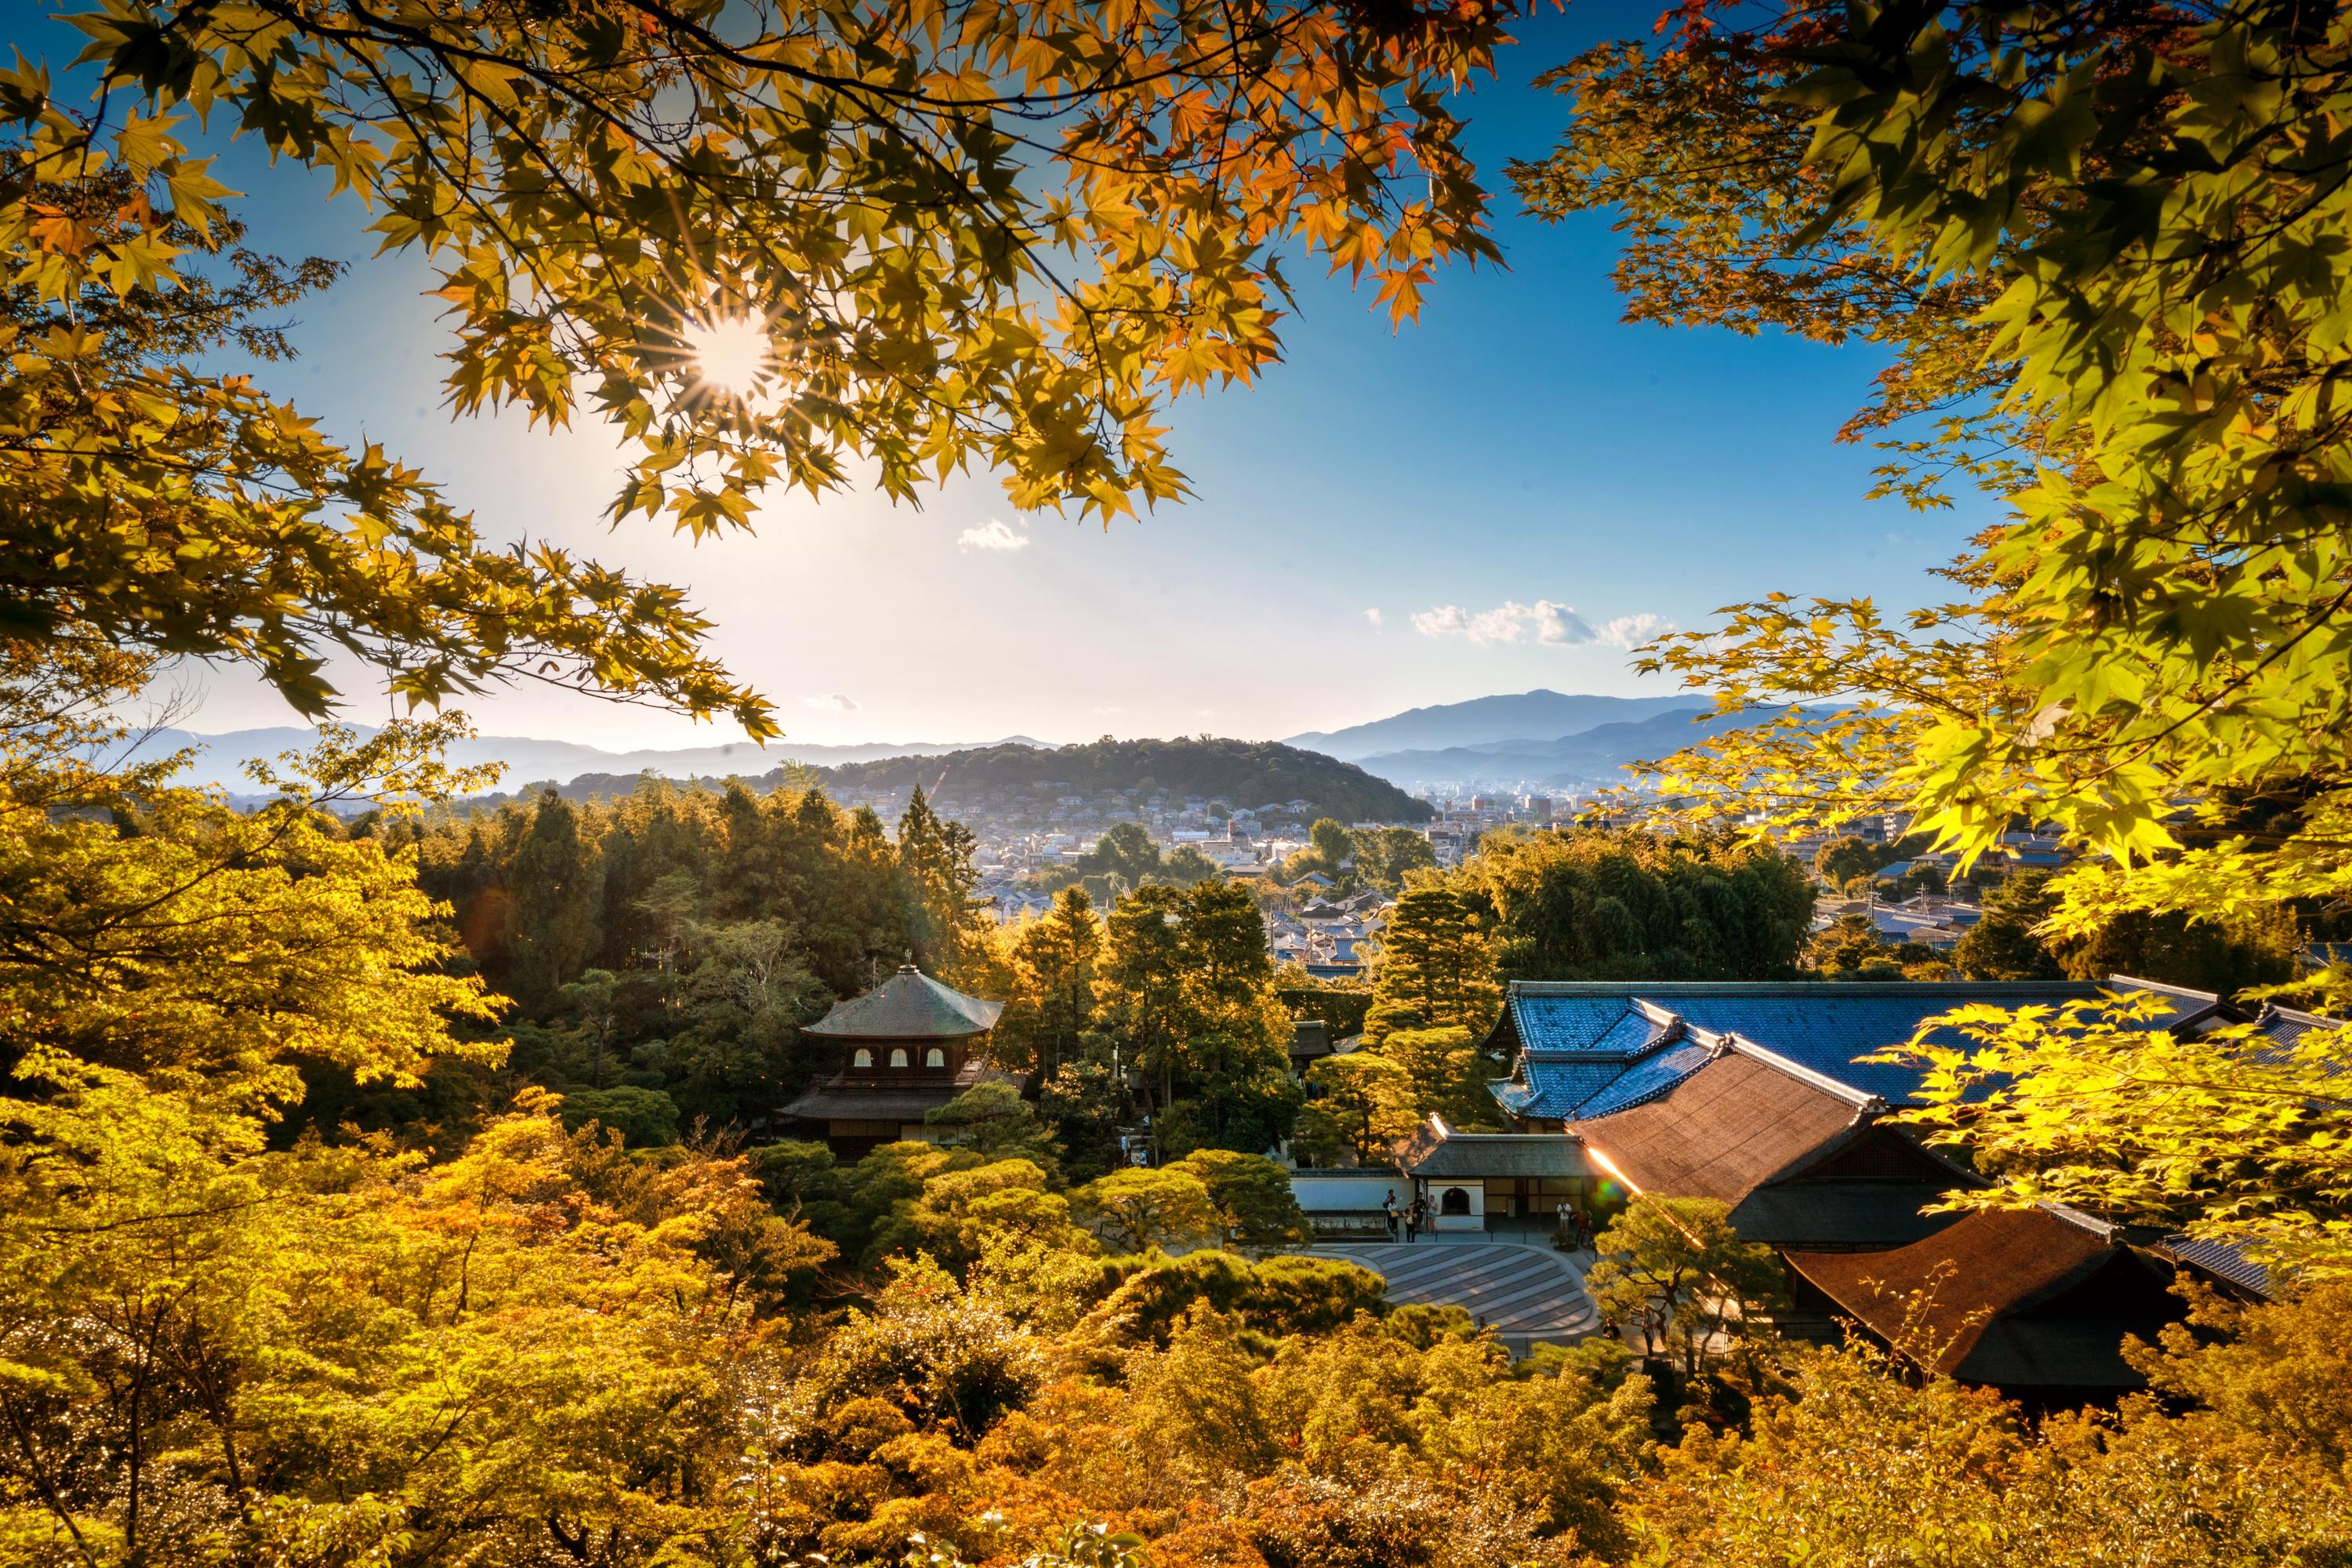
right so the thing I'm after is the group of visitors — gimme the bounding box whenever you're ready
[1377,1189,1599,1247]
[1381,1189,1431,1243]
[1555,1200,1597,1250]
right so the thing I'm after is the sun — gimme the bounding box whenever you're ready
[680,313,772,398]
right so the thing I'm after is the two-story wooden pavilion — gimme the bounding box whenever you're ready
[778,964,1012,1157]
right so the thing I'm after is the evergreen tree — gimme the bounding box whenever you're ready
[1074,822,1163,891]
[504,789,602,1009]
[1098,884,1192,1116]
[1366,887,1501,1043]
[1006,887,1105,1079]
[1805,913,1904,980]
[897,785,985,982]
[1952,873,2064,982]
[1463,828,1812,983]
[1813,836,1886,889]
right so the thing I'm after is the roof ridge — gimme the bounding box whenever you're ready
[2103,974,2226,1004]
[1715,1033,1885,1112]
[2032,1200,2121,1243]
[2256,1000,2352,1029]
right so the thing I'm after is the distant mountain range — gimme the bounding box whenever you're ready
[142,688,1744,800]
[1284,690,1704,761]
[1348,706,1755,791]
[135,725,1044,794]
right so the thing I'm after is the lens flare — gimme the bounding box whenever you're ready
[681,313,771,397]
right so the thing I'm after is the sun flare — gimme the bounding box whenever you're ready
[681,313,772,398]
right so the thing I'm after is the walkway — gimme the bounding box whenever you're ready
[1315,1240,1598,1355]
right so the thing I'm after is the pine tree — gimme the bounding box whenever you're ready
[1365,887,1501,1043]
[1010,887,1105,1079]
[505,789,602,1009]
[897,785,984,981]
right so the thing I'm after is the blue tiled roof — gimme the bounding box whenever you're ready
[2251,1006,2352,1080]
[1646,990,2073,1105]
[1494,1059,1636,1120]
[1508,997,1656,1054]
[1570,1041,1715,1119]
[1490,980,2209,1118]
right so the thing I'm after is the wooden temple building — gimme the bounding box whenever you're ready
[778,964,1014,1157]
[1468,978,2290,1400]
[1785,1206,2190,1410]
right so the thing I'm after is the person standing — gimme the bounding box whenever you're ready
[1382,1189,1399,1242]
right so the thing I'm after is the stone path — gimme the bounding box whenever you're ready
[1314,1242,1597,1354]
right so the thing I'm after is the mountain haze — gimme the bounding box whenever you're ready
[1348,706,1749,789]
[1285,689,1705,760]
[134,725,1033,794]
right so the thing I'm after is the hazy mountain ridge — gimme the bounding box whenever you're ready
[1285,689,1704,760]
[1349,706,1762,790]
[144,690,1732,804]
[134,724,1041,793]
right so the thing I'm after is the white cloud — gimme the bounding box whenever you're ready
[1527,601,1599,645]
[1411,599,1596,646]
[1363,608,1385,631]
[803,692,859,712]
[957,517,1030,552]
[1594,613,1670,649]
[1092,704,1124,716]
[1410,601,1668,650]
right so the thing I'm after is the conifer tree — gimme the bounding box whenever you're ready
[1007,887,1105,1080]
[1365,887,1501,1044]
[897,786,985,982]
[504,789,602,1010]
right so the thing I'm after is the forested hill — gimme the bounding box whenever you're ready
[820,736,1433,822]
[454,736,1433,823]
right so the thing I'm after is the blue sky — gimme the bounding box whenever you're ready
[93,3,1989,751]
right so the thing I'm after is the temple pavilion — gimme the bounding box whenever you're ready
[778,964,1014,1157]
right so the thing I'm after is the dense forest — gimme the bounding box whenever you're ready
[325,778,1307,1178]
[1457,828,1816,983]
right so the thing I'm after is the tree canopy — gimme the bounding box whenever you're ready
[1518,0,2352,1264]
[1519,0,2352,968]
[9,0,1541,724]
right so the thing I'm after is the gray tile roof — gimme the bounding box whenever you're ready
[2154,1234,2275,1298]
[1396,1123,1585,1179]
[804,964,1004,1039]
